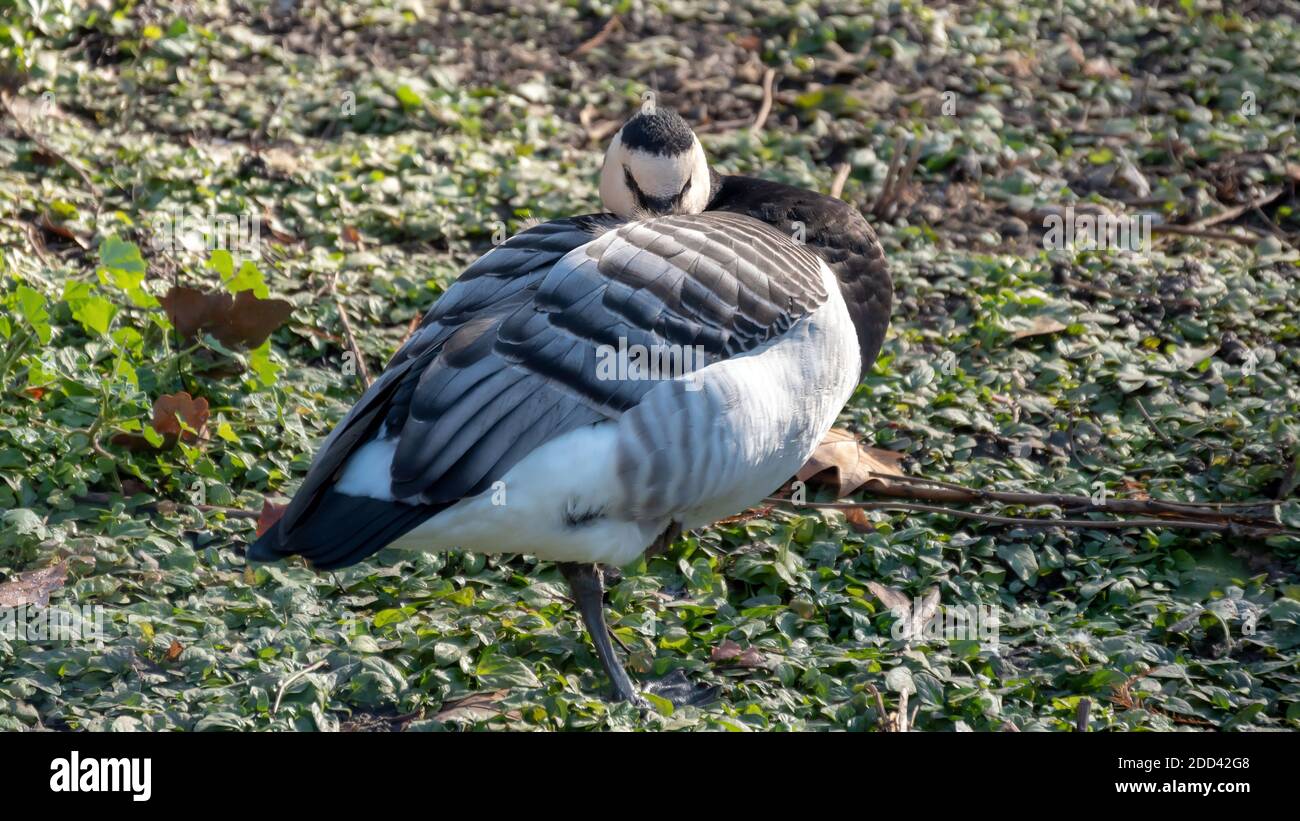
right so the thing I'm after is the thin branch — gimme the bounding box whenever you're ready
[871,136,921,221]
[768,498,1299,539]
[832,472,1282,518]
[866,684,892,731]
[329,272,372,391]
[1151,223,1261,245]
[829,162,852,200]
[571,16,621,56]
[397,314,422,348]
[750,68,777,133]
[273,660,329,714]
[872,135,908,219]
[1187,188,1283,230]
[1134,396,1173,446]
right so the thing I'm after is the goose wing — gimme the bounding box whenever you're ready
[251,211,828,568]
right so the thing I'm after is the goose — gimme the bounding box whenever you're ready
[248,107,893,704]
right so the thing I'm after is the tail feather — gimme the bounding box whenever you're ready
[246,487,444,570]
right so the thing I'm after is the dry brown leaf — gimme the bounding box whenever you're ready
[1121,479,1151,500]
[1082,57,1119,78]
[844,507,876,533]
[0,561,68,607]
[1011,316,1068,340]
[165,639,184,661]
[37,211,89,247]
[112,392,210,450]
[151,392,209,441]
[710,640,767,668]
[864,581,911,613]
[256,500,288,537]
[159,286,293,349]
[434,690,515,723]
[796,427,904,496]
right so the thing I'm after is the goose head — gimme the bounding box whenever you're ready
[599,107,712,219]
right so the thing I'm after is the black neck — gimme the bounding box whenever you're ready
[706,175,893,377]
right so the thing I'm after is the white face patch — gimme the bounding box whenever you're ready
[599,131,711,218]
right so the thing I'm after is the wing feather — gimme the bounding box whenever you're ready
[260,210,831,565]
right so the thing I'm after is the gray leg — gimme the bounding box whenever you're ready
[560,562,639,703]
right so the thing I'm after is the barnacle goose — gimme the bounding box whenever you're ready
[249,108,893,704]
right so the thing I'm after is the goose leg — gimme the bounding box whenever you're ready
[560,561,640,703]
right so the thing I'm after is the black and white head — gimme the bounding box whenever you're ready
[599,107,711,219]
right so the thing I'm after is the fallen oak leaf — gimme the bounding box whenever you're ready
[1010,316,1068,341]
[864,581,911,614]
[843,506,876,533]
[710,640,767,668]
[159,285,293,349]
[37,211,90,248]
[150,391,209,442]
[797,427,905,497]
[256,499,288,537]
[433,690,517,723]
[0,561,68,607]
[111,391,209,450]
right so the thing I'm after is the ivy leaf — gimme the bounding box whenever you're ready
[226,260,270,298]
[63,282,117,336]
[14,285,51,343]
[997,543,1040,583]
[99,236,146,277]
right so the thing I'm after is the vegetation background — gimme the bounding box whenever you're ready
[0,0,1297,731]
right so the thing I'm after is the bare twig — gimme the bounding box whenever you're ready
[397,314,422,348]
[1134,396,1174,447]
[768,497,1299,539]
[872,135,908,219]
[871,136,921,221]
[273,660,328,714]
[329,272,372,390]
[829,162,852,200]
[1151,223,1261,246]
[866,684,892,731]
[798,471,1281,518]
[571,16,621,56]
[750,68,777,133]
[19,218,54,267]
[1187,188,1283,230]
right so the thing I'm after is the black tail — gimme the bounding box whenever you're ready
[246,486,445,570]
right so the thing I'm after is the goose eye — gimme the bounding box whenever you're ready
[677,176,692,199]
[622,166,640,195]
